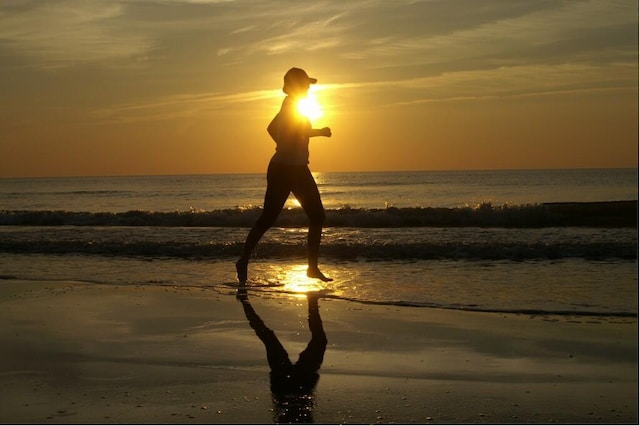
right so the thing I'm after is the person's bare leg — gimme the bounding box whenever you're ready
[237,211,282,284]
[237,164,290,284]
[306,223,332,282]
[293,167,332,282]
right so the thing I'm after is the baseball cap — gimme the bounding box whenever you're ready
[283,67,317,94]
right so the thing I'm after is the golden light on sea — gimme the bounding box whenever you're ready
[266,263,336,298]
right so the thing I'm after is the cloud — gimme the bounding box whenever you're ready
[2,0,635,73]
[2,0,635,119]
[388,62,639,104]
[158,0,236,3]
[0,0,152,67]
[343,0,637,71]
[89,80,344,124]
[320,60,637,109]
[211,3,357,58]
[90,87,284,124]
[0,0,378,67]
[316,0,638,105]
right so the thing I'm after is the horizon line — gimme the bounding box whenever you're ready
[1,166,637,180]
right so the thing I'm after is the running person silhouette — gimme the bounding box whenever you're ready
[236,68,333,284]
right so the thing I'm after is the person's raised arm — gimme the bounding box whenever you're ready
[309,127,331,138]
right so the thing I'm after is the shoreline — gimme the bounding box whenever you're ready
[0,279,637,424]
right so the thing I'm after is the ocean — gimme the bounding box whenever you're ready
[0,168,637,317]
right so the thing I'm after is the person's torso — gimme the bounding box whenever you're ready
[271,97,311,165]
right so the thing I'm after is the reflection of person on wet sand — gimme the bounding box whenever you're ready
[236,290,327,424]
[236,67,333,285]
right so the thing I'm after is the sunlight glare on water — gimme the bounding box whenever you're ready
[264,263,343,299]
[270,264,323,295]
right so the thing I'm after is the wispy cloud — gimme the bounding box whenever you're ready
[386,62,639,105]
[319,0,638,106]
[0,0,152,67]
[214,4,356,57]
[89,80,345,124]
[360,0,638,63]
[91,87,285,124]
[1,1,636,122]
[319,60,637,109]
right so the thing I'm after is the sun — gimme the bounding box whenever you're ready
[297,92,323,120]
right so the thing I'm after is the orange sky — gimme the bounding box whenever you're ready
[0,0,638,177]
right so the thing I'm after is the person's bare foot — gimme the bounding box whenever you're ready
[307,266,333,282]
[236,258,248,284]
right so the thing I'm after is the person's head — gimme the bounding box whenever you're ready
[283,67,317,97]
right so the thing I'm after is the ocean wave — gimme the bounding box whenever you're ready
[0,238,635,260]
[0,200,636,228]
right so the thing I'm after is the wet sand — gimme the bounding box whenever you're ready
[0,279,637,424]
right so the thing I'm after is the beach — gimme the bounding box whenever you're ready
[0,279,636,424]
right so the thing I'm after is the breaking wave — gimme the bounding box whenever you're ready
[0,200,636,228]
[0,227,635,261]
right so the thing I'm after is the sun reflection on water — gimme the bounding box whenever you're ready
[267,264,335,297]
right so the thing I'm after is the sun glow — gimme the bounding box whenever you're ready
[267,264,335,297]
[297,92,323,120]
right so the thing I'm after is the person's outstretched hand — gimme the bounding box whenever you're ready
[320,127,331,137]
